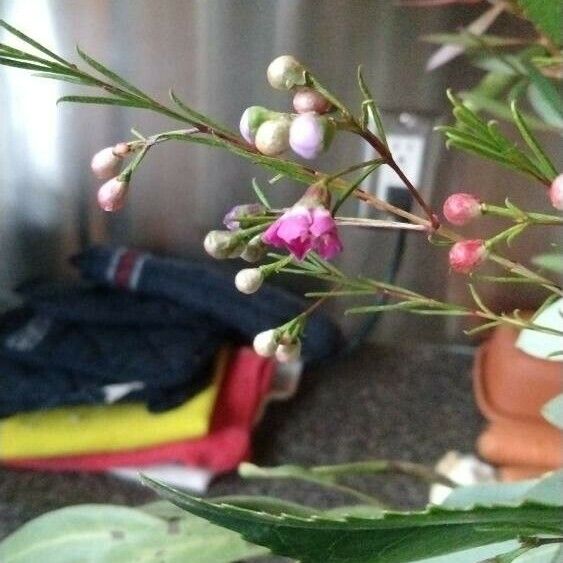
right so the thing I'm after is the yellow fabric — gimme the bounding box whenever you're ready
[0,348,229,460]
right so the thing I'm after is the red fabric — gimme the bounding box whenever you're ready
[6,347,274,474]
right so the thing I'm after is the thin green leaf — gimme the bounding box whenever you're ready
[169,89,234,137]
[469,284,494,315]
[76,45,151,101]
[251,178,272,209]
[346,301,427,315]
[459,91,556,132]
[357,65,387,146]
[0,57,54,72]
[421,33,526,48]
[332,162,383,215]
[511,101,557,180]
[0,19,71,66]
[239,463,385,506]
[31,72,96,86]
[143,475,563,563]
[56,95,152,108]
[464,320,502,336]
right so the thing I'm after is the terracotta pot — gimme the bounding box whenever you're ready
[499,465,552,482]
[473,324,562,423]
[477,419,563,469]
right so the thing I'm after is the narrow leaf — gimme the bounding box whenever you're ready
[251,178,272,209]
[76,45,151,101]
[0,19,70,65]
[357,65,387,145]
[56,95,152,108]
[511,101,557,180]
[169,89,234,136]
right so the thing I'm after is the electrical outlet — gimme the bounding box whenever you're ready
[359,112,439,217]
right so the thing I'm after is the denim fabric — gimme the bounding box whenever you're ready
[0,299,224,414]
[74,246,342,363]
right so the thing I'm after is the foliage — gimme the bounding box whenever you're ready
[0,502,268,563]
[143,474,563,563]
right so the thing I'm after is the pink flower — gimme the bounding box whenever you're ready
[262,198,342,260]
[549,174,563,211]
[97,177,129,212]
[449,240,487,274]
[443,193,482,225]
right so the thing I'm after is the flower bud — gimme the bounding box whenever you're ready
[241,235,268,263]
[289,112,334,160]
[255,119,291,156]
[253,329,278,357]
[239,106,279,144]
[443,193,482,226]
[203,230,244,259]
[91,144,130,180]
[448,240,487,274]
[549,174,563,211]
[223,203,266,231]
[97,177,129,212]
[266,55,306,91]
[292,87,332,114]
[235,268,264,294]
[275,339,302,363]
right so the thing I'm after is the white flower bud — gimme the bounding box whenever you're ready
[253,329,278,357]
[267,55,306,90]
[97,177,129,212]
[275,340,302,363]
[203,230,243,259]
[235,268,264,294]
[254,119,291,156]
[91,144,129,180]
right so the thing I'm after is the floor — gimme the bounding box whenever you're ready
[0,343,483,542]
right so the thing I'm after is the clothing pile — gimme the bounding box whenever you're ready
[0,246,341,491]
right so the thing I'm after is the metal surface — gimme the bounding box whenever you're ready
[0,0,558,342]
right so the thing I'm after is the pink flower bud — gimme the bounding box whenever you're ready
[443,193,482,226]
[223,203,266,231]
[91,144,130,180]
[448,240,487,274]
[97,177,129,212]
[267,55,305,90]
[289,113,334,160]
[293,88,332,114]
[549,174,563,211]
[255,119,291,156]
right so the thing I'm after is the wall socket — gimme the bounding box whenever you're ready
[359,112,439,217]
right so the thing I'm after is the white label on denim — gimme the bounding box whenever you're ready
[102,381,145,404]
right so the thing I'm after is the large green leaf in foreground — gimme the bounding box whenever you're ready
[143,477,562,563]
[0,503,267,563]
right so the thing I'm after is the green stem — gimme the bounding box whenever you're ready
[483,204,563,225]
